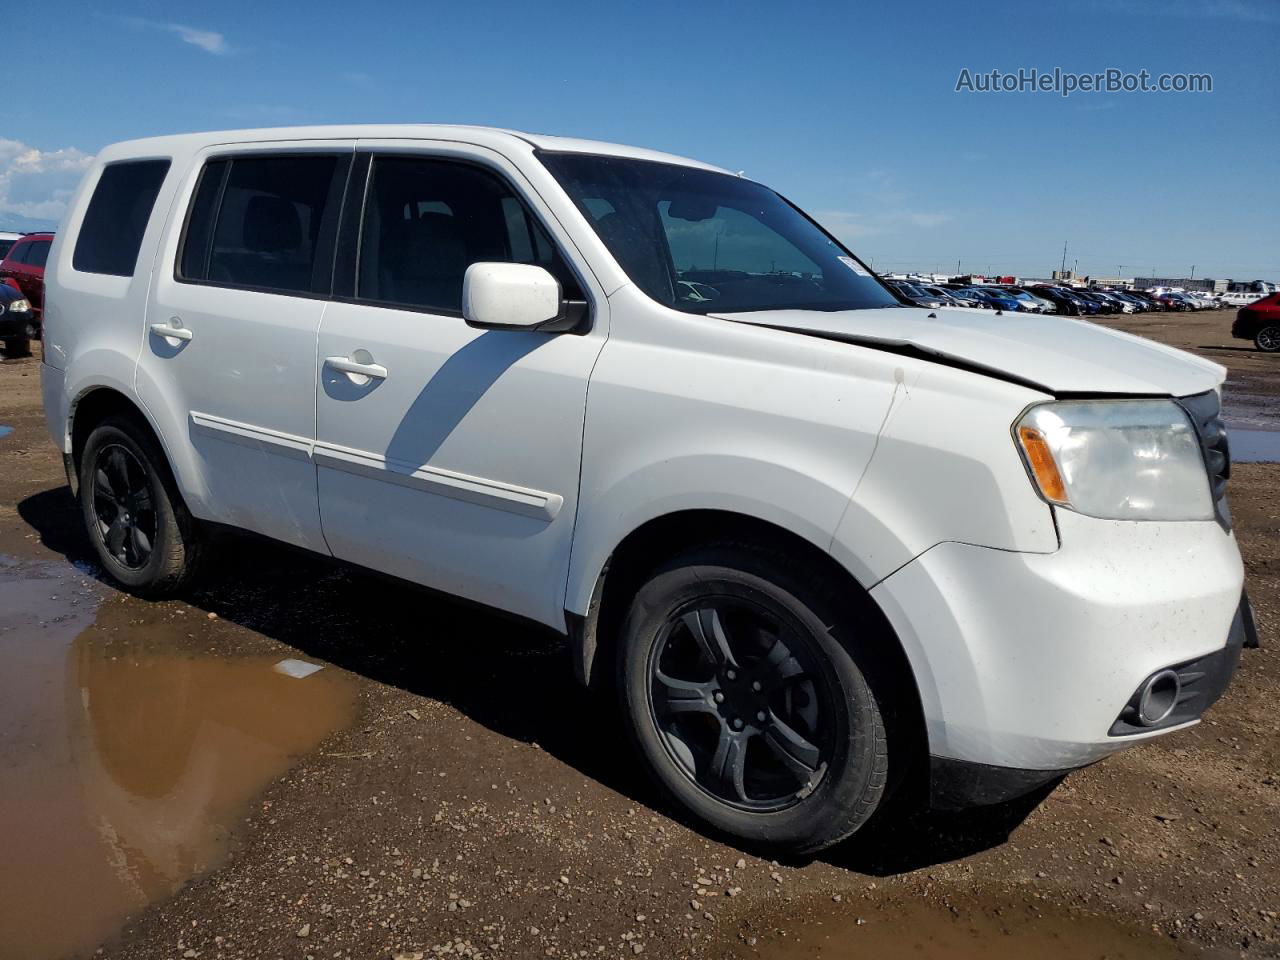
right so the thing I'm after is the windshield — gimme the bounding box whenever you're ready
[539,152,897,314]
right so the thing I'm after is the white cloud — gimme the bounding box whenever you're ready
[815,208,952,242]
[0,139,93,225]
[166,23,229,55]
[1086,0,1280,21]
[124,17,230,55]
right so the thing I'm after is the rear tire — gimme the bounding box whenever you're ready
[618,543,891,854]
[79,415,203,596]
[1255,325,1280,353]
[2,337,30,358]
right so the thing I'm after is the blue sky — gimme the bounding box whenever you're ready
[3,0,1277,280]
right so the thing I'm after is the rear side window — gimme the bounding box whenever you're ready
[27,241,51,269]
[179,154,349,296]
[0,239,14,260]
[73,160,171,276]
[3,242,27,264]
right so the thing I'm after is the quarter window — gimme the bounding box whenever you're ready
[179,154,349,295]
[356,157,582,314]
[73,159,170,276]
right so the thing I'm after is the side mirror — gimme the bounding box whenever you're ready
[463,262,563,331]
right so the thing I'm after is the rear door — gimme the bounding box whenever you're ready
[137,144,353,552]
[313,144,607,628]
[23,239,51,313]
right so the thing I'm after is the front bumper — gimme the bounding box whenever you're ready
[0,306,37,339]
[927,593,1252,809]
[870,510,1245,774]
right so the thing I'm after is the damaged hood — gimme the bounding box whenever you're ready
[712,306,1225,397]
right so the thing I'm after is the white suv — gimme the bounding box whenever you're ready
[41,126,1252,853]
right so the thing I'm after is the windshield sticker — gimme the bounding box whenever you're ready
[838,256,871,276]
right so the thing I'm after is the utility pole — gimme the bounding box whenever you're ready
[956,258,960,275]
[1190,264,1196,280]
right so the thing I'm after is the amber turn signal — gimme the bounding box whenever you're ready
[1017,425,1069,505]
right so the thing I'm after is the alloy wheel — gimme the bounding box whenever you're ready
[1257,326,1280,353]
[91,444,157,570]
[647,598,833,812]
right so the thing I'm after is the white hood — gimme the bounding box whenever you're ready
[712,306,1225,397]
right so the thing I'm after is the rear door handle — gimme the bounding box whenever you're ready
[150,321,193,342]
[324,355,388,381]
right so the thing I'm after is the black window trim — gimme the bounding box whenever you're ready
[173,149,355,303]
[332,149,594,332]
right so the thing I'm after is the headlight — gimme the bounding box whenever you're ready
[7,298,30,313]
[1015,400,1212,521]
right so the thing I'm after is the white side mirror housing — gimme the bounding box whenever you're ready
[462,262,563,330]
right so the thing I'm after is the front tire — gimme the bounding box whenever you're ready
[618,545,890,854]
[1255,325,1280,353]
[79,416,203,596]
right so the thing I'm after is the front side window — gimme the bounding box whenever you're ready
[356,156,582,314]
[539,152,897,315]
[73,159,170,277]
[180,154,348,295]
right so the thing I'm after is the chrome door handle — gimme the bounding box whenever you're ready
[324,356,388,381]
[150,321,193,341]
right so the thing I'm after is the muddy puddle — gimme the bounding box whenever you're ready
[1229,428,1280,463]
[0,557,358,959]
[0,424,13,439]
[735,896,1229,959]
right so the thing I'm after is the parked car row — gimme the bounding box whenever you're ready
[0,231,52,356]
[883,277,1239,317]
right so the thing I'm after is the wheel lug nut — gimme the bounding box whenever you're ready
[726,669,737,681]
[713,691,724,703]
[756,711,767,723]
[731,718,744,731]
[751,681,762,692]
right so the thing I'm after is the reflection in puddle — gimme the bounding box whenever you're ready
[1229,428,1280,463]
[0,424,13,439]
[0,559,358,959]
[1222,387,1279,432]
[745,897,1219,959]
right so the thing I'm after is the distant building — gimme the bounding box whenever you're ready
[1131,276,1226,293]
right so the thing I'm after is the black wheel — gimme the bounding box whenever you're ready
[1255,325,1280,353]
[79,416,203,596]
[619,545,890,854]
[2,337,31,358]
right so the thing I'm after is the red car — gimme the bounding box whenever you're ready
[1232,292,1280,353]
[0,231,53,323]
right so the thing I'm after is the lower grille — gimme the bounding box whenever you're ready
[1177,390,1231,532]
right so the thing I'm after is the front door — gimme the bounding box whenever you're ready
[137,146,353,552]
[314,149,606,628]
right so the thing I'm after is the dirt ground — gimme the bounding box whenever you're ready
[0,308,1276,960]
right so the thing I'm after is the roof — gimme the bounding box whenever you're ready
[93,125,731,175]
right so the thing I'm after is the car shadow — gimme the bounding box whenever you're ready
[17,484,1044,874]
[1197,345,1260,353]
